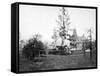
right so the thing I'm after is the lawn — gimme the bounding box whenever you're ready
[19,51,96,72]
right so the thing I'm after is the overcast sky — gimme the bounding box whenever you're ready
[19,5,96,42]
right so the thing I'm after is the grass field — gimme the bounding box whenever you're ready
[19,51,96,72]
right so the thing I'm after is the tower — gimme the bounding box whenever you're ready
[72,29,77,41]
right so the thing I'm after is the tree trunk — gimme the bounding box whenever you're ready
[61,38,64,46]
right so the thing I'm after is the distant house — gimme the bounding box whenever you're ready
[48,28,88,52]
[70,29,87,51]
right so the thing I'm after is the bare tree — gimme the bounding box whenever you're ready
[87,28,93,61]
[19,33,25,49]
[52,28,58,48]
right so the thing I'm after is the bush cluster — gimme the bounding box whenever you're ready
[22,38,44,60]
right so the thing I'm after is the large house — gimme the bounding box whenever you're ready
[50,28,87,51]
[69,29,87,50]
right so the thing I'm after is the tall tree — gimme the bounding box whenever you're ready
[70,29,77,48]
[56,7,71,47]
[19,32,25,50]
[52,28,58,48]
[87,28,93,61]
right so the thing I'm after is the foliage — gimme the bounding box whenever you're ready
[56,7,71,47]
[84,40,96,51]
[22,34,44,60]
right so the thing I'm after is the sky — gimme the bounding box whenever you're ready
[19,5,96,43]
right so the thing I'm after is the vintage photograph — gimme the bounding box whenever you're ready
[19,4,97,72]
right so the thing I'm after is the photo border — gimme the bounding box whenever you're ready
[11,2,98,73]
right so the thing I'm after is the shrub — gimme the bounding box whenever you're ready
[22,38,44,60]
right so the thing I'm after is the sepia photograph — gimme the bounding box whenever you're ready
[18,3,97,72]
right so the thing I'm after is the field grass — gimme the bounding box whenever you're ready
[19,51,96,72]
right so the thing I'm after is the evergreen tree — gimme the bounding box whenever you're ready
[56,7,71,47]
